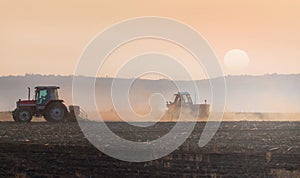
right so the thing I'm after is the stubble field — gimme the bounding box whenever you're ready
[0,112,299,177]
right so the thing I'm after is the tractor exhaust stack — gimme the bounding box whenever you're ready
[28,87,31,100]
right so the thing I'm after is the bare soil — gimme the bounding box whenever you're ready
[0,120,299,177]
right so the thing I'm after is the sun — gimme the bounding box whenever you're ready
[224,49,249,70]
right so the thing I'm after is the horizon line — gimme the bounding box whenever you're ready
[0,72,299,81]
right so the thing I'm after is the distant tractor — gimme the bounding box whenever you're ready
[163,92,210,121]
[12,86,80,122]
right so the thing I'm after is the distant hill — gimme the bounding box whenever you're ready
[0,74,299,114]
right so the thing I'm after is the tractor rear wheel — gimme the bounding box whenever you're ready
[44,102,68,122]
[13,108,32,122]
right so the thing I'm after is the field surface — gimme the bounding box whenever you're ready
[0,119,299,177]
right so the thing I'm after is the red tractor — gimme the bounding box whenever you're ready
[12,86,79,122]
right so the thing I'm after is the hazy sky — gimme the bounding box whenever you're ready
[0,0,299,79]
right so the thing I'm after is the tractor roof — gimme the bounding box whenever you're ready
[35,86,60,90]
[177,92,190,95]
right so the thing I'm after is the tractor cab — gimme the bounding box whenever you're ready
[167,92,193,107]
[34,86,60,105]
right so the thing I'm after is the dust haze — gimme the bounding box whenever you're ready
[0,74,299,121]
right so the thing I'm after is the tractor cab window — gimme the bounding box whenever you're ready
[173,94,180,104]
[37,89,48,104]
[181,95,188,104]
[53,89,58,100]
[181,94,193,104]
[38,89,49,104]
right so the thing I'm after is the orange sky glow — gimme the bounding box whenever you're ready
[0,0,299,79]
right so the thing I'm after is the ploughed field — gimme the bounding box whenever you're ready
[0,120,299,177]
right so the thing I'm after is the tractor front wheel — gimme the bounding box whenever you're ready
[44,102,68,122]
[13,108,32,122]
